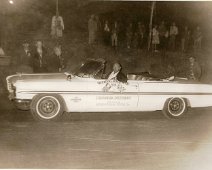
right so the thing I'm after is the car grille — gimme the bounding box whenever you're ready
[6,78,13,93]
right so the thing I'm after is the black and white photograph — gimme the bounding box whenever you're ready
[0,0,212,169]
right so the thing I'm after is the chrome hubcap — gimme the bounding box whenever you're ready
[170,100,180,111]
[42,100,55,113]
[37,97,59,118]
[168,98,185,116]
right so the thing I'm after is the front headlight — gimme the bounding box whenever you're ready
[6,80,12,92]
[11,84,16,91]
[8,92,15,100]
[8,84,16,100]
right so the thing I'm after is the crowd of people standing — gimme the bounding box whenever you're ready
[17,40,65,74]
[0,13,203,81]
[88,14,203,53]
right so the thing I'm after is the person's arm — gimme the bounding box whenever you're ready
[117,72,127,83]
[176,27,179,35]
[194,62,202,80]
[51,16,56,30]
[42,48,48,67]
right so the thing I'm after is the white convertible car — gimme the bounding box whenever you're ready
[6,58,212,121]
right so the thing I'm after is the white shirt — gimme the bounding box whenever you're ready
[104,24,110,32]
[0,47,5,56]
[37,48,43,67]
[108,71,119,80]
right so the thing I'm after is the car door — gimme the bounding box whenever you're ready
[63,78,139,112]
[88,79,139,112]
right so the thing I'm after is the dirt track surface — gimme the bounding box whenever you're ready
[0,92,212,169]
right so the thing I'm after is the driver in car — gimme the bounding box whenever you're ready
[108,63,127,83]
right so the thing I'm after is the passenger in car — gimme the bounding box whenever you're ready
[108,63,127,83]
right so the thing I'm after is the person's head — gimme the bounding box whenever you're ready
[138,22,142,28]
[113,63,121,73]
[22,41,29,50]
[36,41,43,48]
[172,22,176,26]
[105,20,108,24]
[54,46,62,56]
[161,21,165,25]
[184,26,188,30]
[114,21,118,27]
[189,57,195,64]
[197,26,200,30]
[91,14,95,19]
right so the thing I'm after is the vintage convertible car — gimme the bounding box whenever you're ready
[6,58,212,121]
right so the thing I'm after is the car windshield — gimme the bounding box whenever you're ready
[75,60,103,77]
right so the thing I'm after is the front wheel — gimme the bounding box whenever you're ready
[162,97,188,119]
[30,94,65,121]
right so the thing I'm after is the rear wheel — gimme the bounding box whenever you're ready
[30,94,65,121]
[162,97,188,119]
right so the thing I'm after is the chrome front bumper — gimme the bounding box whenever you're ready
[8,92,15,100]
[13,99,31,111]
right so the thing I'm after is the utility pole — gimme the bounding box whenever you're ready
[56,0,59,15]
[148,1,156,51]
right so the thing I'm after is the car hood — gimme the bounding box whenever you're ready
[8,72,68,82]
[13,74,101,93]
[6,72,70,92]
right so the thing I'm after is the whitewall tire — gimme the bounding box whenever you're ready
[30,94,65,121]
[162,97,188,119]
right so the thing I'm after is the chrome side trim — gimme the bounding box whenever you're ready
[16,91,212,96]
